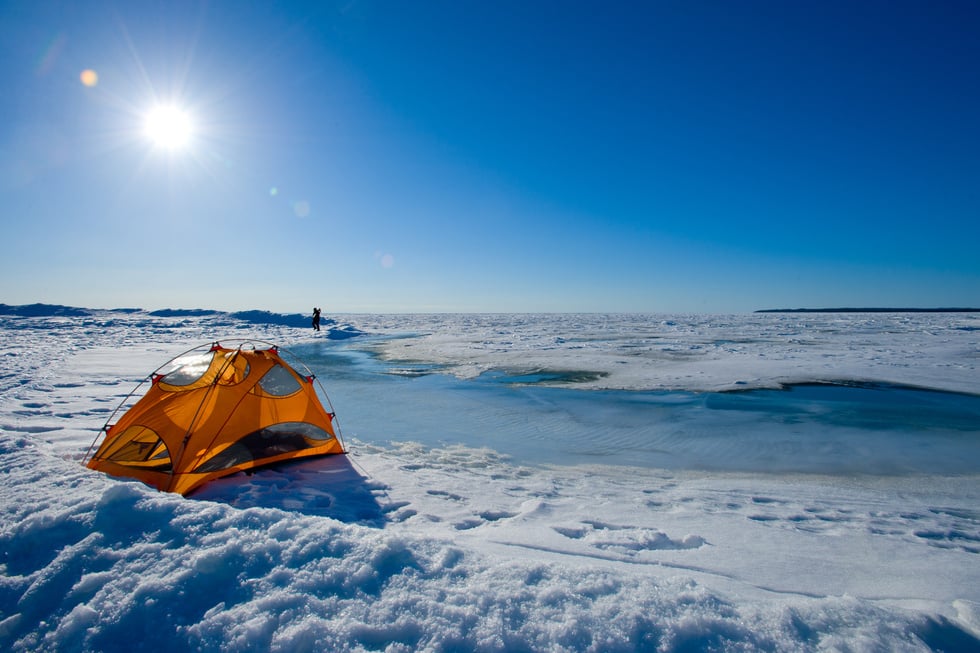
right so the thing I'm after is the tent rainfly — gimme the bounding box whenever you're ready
[85,341,345,495]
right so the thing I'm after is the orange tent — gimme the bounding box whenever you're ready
[85,341,345,495]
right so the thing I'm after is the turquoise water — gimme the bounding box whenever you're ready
[293,341,980,475]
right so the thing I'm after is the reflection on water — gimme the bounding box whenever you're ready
[294,342,980,476]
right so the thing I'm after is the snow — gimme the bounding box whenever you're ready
[353,312,980,394]
[2,308,979,651]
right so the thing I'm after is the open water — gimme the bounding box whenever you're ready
[294,340,980,476]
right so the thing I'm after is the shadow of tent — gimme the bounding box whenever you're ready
[189,454,388,527]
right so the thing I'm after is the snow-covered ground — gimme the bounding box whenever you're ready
[2,308,979,651]
[353,312,980,394]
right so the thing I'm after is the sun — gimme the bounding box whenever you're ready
[143,105,194,150]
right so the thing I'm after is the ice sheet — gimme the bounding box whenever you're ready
[342,312,980,394]
[2,309,979,651]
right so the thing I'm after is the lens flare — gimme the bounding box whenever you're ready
[80,69,98,87]
[293,200,310,218]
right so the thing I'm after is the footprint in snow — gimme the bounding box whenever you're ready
[553,520,704,554]
[427,489,466,502]
[452,510,518,531]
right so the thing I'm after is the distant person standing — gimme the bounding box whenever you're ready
[312,307,322,332]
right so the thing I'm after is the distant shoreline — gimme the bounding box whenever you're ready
[756,308,980,313]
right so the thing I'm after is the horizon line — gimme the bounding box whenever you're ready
[3,302,980,317]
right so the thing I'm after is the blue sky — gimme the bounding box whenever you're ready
[2,1,978,313]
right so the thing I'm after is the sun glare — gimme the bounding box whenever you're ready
[143,105,194,150]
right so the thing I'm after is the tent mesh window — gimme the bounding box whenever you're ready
[102,425,173,470]
[193,422,334,473]
[255,363,302,396]
[159,351,215,386]
[158,350,251,391]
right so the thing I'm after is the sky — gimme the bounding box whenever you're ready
[1,0,978,314]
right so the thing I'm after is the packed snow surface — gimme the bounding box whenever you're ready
[1,309,979,652]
